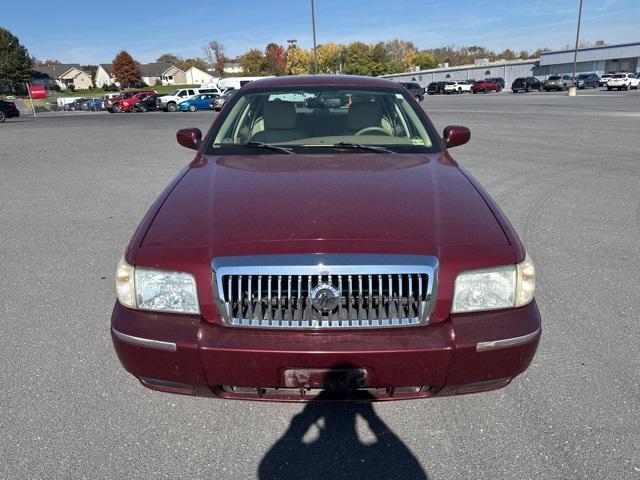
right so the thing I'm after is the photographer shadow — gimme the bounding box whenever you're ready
[258,367,428,480]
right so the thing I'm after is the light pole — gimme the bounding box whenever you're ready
[287,39,297,48]
[311,0,318,74]
[569,0,583,96]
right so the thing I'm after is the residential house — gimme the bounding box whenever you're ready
[95,64,118,88]
[32,64,93,90]
[185,66,216,85]
[96,62,187,87]
[140,63,186,86]
[223,62,244,74]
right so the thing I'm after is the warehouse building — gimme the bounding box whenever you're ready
[380,59,538,91]
[536,41,640,76]
[381,41,640,90]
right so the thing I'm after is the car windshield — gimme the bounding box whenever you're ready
[208,87,439,155]
[548,76,561,80]
[612,74,625,78]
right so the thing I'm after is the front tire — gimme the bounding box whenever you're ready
[188,104,197,112]
[167,102,177,112]
[0,111,6,123]
[113,103,122,113]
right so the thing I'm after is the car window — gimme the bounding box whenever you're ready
[187,90,195,95]
[208,87,439,155]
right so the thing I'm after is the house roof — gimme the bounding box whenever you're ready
[99,63,114,75]
[139,62,178,77]
[32,64,88,79]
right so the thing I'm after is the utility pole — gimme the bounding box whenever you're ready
[569,0,583,96]
[311,0,318,74]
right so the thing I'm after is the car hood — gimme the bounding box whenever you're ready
[140,153,509,258]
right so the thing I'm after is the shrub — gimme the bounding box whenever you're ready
[154,79,162,86]
[67,84,76,92]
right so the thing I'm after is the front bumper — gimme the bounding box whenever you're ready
[111,301,541,401]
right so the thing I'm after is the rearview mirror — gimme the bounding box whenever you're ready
[443,125,471,148]
[176,128,202,150]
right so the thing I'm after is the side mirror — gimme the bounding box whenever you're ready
[443,125,471,148]
[176,128,202,150]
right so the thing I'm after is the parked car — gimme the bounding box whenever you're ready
[607,73,640,90]
[63,98,89,111]
[111,91,157,113]
[0,99,20,122]
[471,79,501,93]
[427,82,447,95]
[513,77,543,93]
[178,93,220,112]
[210,89,237,111]
[543,75,568,91]
[599,73,614,87]
[131,93,161,112]
[444,81,472,94]
[487,77,505,89]
[86,96,106,111]
[111,75,541,402]
[576,73,599,89]
[156,87,221,112]
[398,82,425,102]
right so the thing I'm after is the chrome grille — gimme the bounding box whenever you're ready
[212,254,437,329]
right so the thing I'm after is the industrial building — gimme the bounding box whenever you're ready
[381,41,640,90]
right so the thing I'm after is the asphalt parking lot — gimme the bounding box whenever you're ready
[1,90,639,479]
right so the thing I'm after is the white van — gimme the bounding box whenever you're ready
[217,76,272,91]
[156,86,223,112]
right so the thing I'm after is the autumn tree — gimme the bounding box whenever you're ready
[384,39,415,72]
[203,41,226,76]
[0,28,32,89]
[177,58,209,71]
[285,46,313,75]
[317,43,343,74]
[265,43,286,76]
[112,50,141,87]
[403,49,437,71]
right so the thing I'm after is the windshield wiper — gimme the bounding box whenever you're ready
[331,142,397,154]
[242,142,293,154]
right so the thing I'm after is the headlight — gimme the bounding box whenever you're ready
[115,256,199,314]
[452,254,536,313]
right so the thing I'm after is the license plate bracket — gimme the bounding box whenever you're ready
[282,368,368,389]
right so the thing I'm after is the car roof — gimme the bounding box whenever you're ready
[242,74,404,91]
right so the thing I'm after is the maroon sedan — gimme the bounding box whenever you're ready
[112,75,540,402]
[472,80,502,93]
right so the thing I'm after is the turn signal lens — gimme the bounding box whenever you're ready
[115,255,136,308]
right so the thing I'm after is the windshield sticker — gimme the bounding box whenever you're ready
[412,138,425,145]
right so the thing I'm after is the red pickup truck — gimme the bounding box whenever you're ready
[107,91,156,113]
[471,80,502,93]
[111,75,540,402]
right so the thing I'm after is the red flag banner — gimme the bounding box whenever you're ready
[28,85,47,99]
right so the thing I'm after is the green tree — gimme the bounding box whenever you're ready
[156,53,180,64]
[0,28,32,89]
[370,42,393,76]
[342,42,374,76]
[239,48,267,75]
[112,50,141,87]
[265,43,286,76]
[285,46,313,75]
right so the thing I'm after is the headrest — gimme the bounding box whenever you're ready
[347,102,382,131]
[263,101,297,130]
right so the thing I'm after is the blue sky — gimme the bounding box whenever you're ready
[3,0,639,64]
